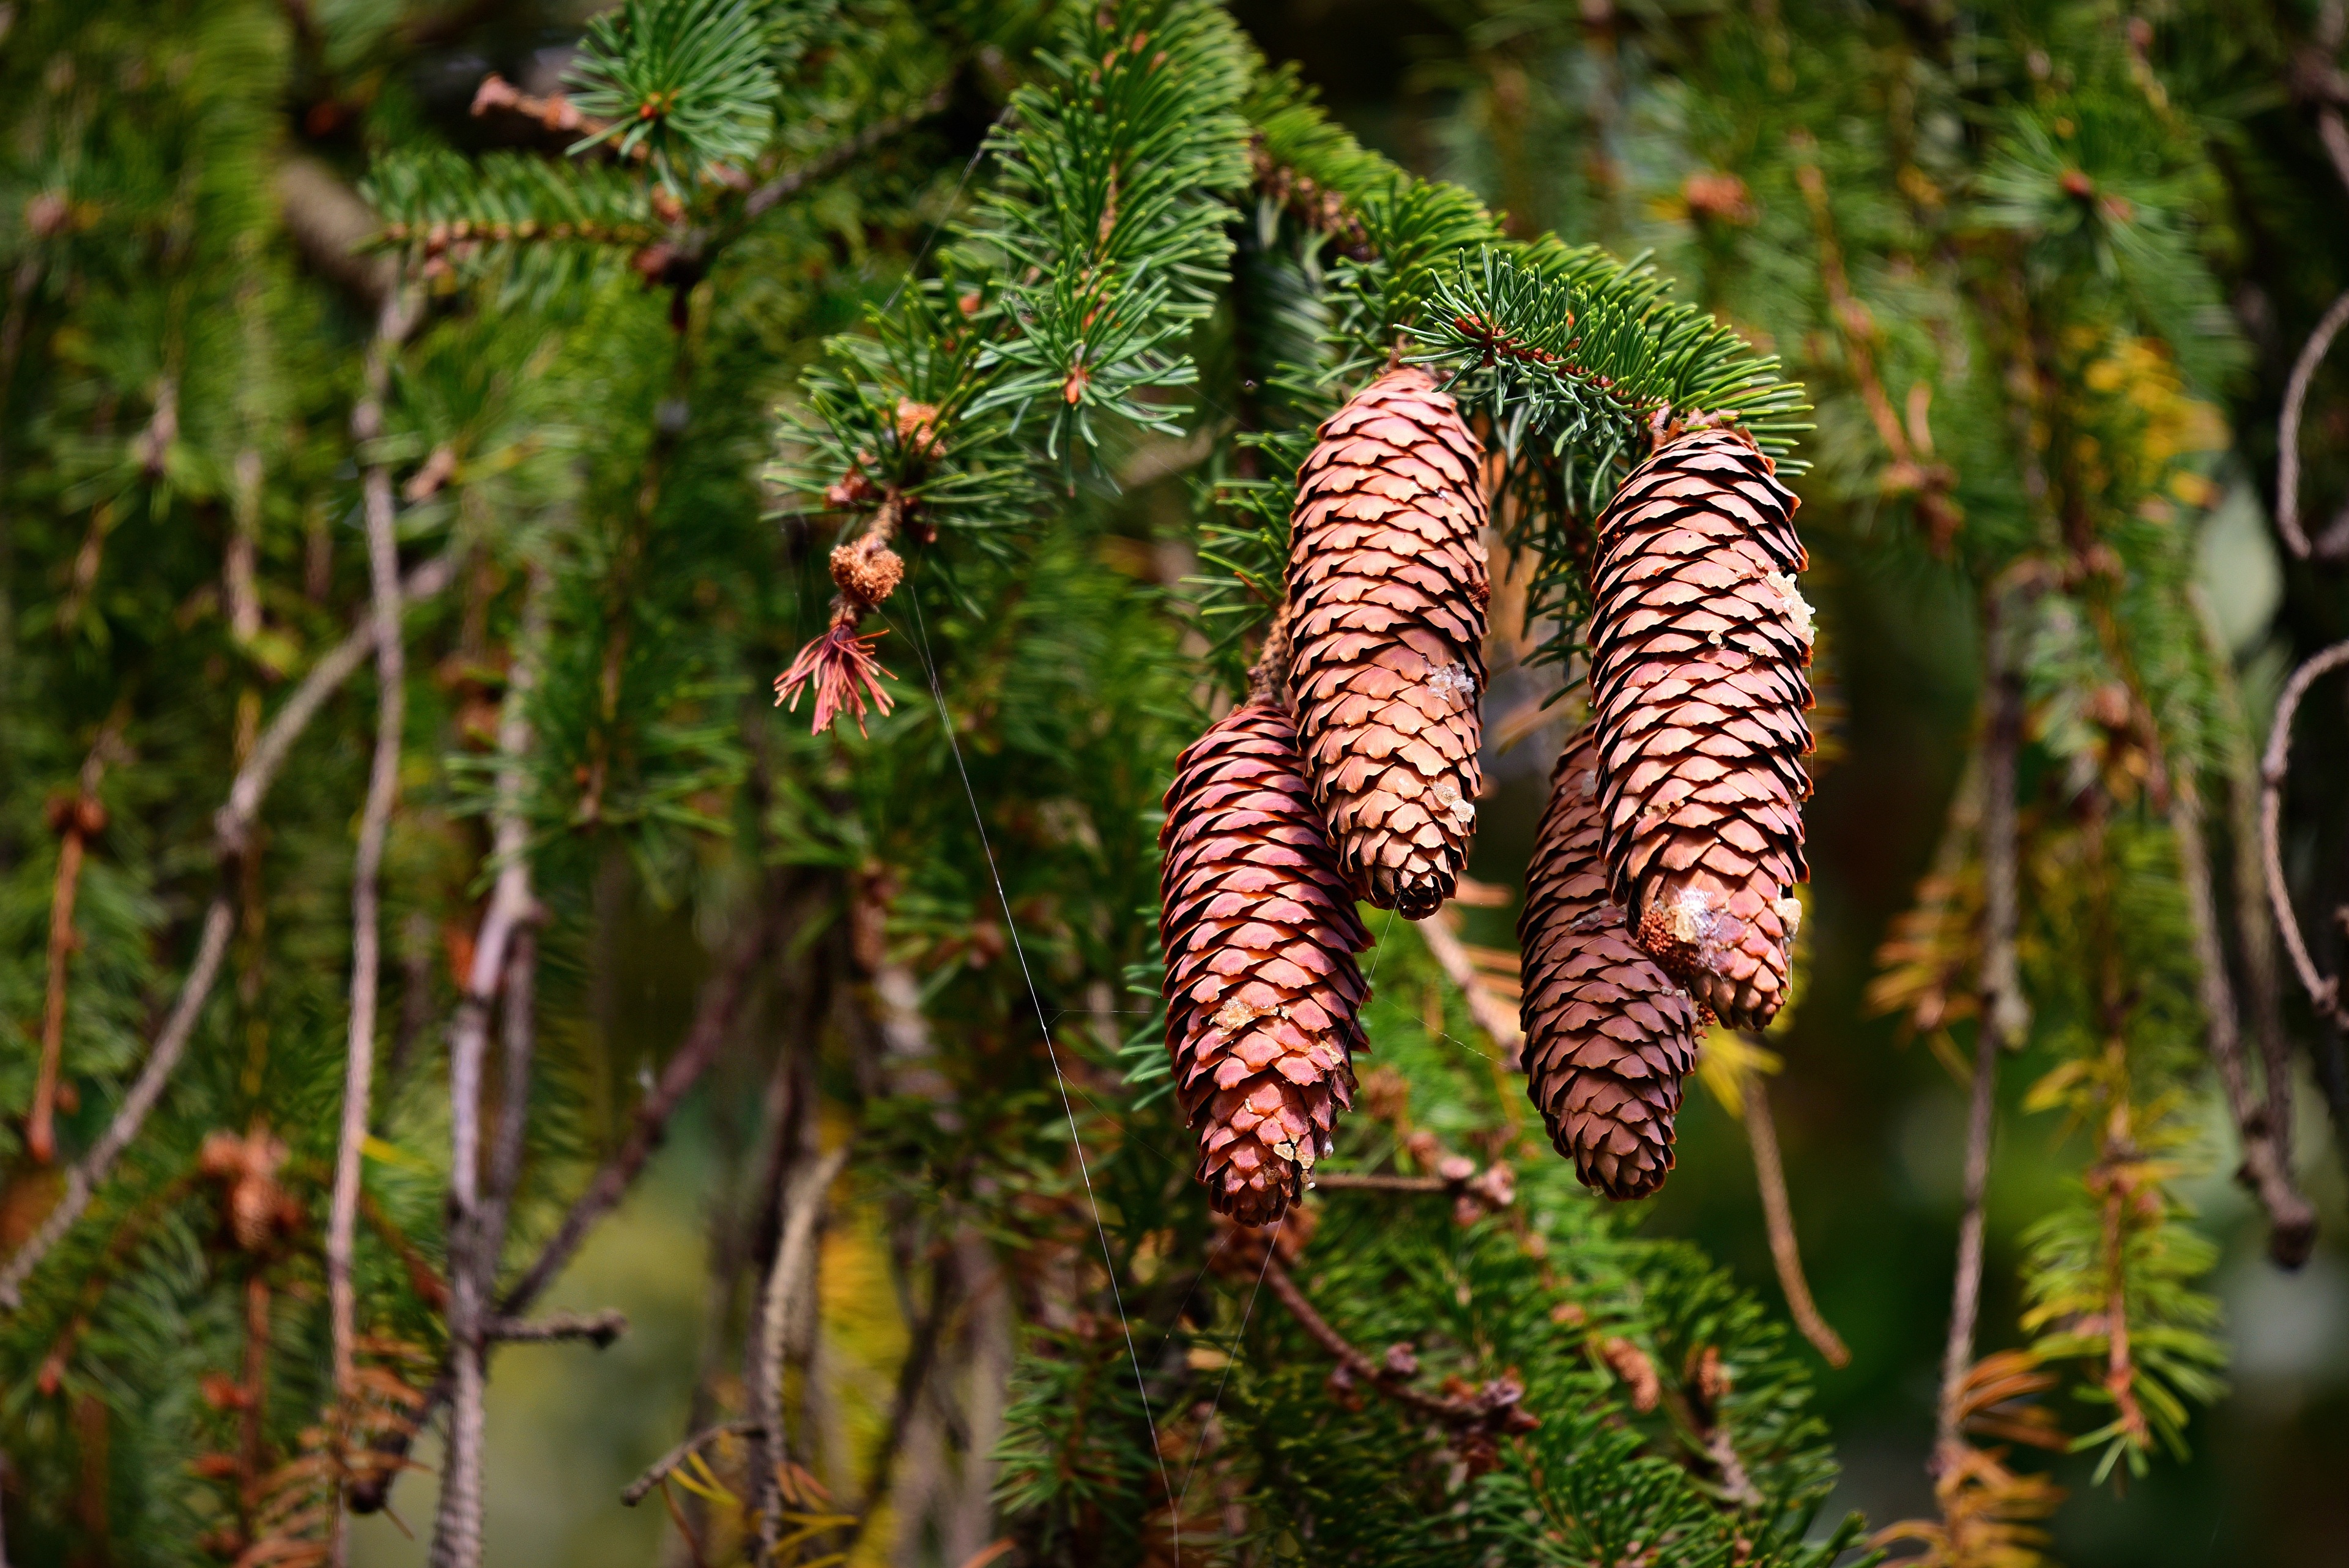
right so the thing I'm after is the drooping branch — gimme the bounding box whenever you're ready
[2167,773,2317,1266]
[754,1143,855,1559]
[0,550,458,1312]
[2275,291,2349,562]
[1740,1071,1850,1367]
[328,292,423,1528]
[2259,640,2349,1028]
[428,565,547,1568]
[1933,581,2031,1466]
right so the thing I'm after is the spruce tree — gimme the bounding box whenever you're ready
[0,1,2343,1566]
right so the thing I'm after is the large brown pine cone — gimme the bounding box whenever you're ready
[1588,424,1813,1030]
[1160,702,1373,1225]
[1286,367,1491,920]
[1517,723,1701,1200]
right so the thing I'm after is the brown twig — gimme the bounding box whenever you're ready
[622,1420,764,1509]
[2259,640,2349,1028]
[2166,773,2317,1265]
[327,293,422,1565]
[1739,1072,1850,1367]
[28,722,124,1164]
[1261,1258,1538,1437]
[2276,291,2349,562]
[488,1309,629,1347]
[1934,582,2032,1466]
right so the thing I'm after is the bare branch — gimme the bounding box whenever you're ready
[1740,1072,1850,1367]
[429,567,548,1568]
[622,1420,764,1509]
[0,901,234,1310]
[2260,640,2349,1027]
[2276,291,2349,561]
[328,294,423,1547]
[1934,582,2031,1466]
[2168,775,2317,1265]
[754,1143,855,1559]
[488,1310,629,1347]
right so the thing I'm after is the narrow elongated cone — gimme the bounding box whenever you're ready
[1518,723,1701,1200]
[1589,424,1813,1029]
[1161,702,1373,1225]
[1287,367,1490,919]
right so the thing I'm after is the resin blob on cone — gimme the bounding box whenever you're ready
[1518,723,1701,1200]
[1589,424,1813,1030]
[1160,702,1372,1225]
[1286,367,1490,920]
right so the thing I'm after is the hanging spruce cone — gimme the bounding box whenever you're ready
[1161,702,1372,1225]
[1286,366,1490,920]
[1588,422,1813,1030]
[1517,723,1701,1200]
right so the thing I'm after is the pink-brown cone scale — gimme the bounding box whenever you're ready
[1589,425,1813,1030]
[1286,367,1491,920]
[1160,702,1373,1225]
[1518,724,1702,1200]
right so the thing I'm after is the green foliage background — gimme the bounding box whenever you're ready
[0,0,2345,1565]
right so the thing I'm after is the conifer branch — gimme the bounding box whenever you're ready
[0,549,457,1312]
[2260,640,2349,1028]
[1261,1258,1538,1438]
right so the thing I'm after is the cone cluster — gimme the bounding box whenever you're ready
[1516,723,1700,1200]
[1160,702,1373,1225]
[1285,367,1491,919]
[1162,379,1809,1221]
[1587,425,1813,1030]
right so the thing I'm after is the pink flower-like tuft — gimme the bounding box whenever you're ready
[774,623,896,737]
